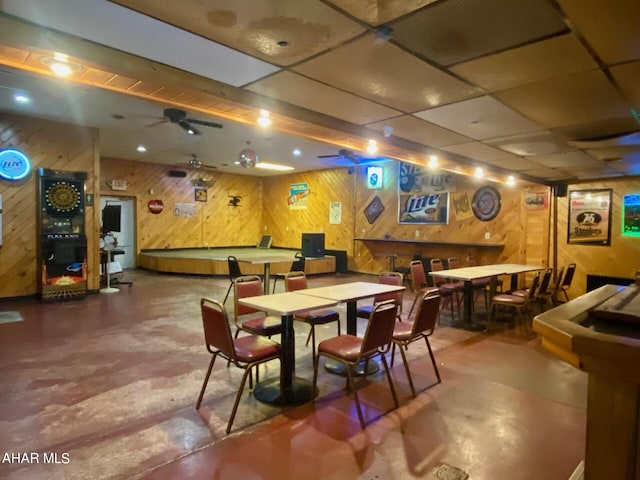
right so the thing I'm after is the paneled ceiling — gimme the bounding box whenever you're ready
[0,0,638,184]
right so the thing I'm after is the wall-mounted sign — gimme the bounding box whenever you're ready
[623,194,640,237]
[398,162,456,193]
[148,199,164,214]
[108,179,128,191]
[398,192,449,224]
[366,166,383,189]
[472,186,501,222]
[568,189,612,245]
[0,148,31,181]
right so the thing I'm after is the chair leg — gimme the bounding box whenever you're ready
[196,353,217,409]
[272,278,278,294]
[346,363,365,429]
[408,295,420,318]
[223,282,233,305]
[425,337,441,384]
[310,325,317,360]
[397,341,416,397]
[390,343,396,367]
[305,328,312,346]
[380,353,399,409]
[311,353,321,403]
[226,364,253,434]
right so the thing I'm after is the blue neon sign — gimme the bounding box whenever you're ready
[0,148,31,181]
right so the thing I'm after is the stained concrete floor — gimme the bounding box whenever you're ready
[0,270,587,479]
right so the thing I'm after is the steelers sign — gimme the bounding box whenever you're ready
[45,180,82,216]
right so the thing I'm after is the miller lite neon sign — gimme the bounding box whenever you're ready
[0,148,31,181]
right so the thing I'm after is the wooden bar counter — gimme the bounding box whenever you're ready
[533,283,640,480]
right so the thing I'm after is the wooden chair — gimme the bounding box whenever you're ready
[233,275,282,338]
[223,255,242,305]
[408,259,439,318]
[196,298,282,433]
[356,271,404,321]
[391,292,442,397]
[312,300,400,429]
[272,251,304,293]
[488,271,541,332]
[284,271,340,360]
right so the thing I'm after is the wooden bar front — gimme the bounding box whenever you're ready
[533,284,640,480]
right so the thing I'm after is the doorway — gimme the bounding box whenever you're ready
[100,196,136,269]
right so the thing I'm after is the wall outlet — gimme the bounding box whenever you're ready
[485,232,491,240]
[415,230,420,237]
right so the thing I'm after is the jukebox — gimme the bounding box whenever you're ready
[37,168,88,302]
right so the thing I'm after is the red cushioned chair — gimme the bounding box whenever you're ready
[391,291,442,397]
[284,271,340,360]
[356,271,404,321]
[312,300,400,429]
[196,298,282,433]
[430,258,460,322]
[407,259,439,318]
[233,275,282,338]
[488,271,541,332]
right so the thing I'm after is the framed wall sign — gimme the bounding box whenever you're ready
[567,189,612,246]
[623,194,640,237]
[194,187,207,202]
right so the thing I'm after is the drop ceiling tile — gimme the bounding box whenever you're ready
[110,0,365,67]
[414,96,542,140]
[495,70,632,128]
[607,157,640,175]
[2,0,280,87]
[442,141,515,163]
[481,157,546,171]
[529,150,605,169]
[246,71,400,125]
[611,61,640,110]
[391,0,567,66]
[485,130,576,156]
[552,117,640,142]
[557,0,640,64]
[293,34,480,113]
[367,115,471,148]
[326,0,439,26]
[561,166,623,180]
[520,166,571,180]
[451,34,597,92]
[585,146,640,163]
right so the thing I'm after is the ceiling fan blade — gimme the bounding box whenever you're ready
[178,120,200,135]
[145,119,167,128]
[186,118,223,129]
[317,154,339,159]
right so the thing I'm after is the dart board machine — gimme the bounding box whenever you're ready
[37,168,88,302]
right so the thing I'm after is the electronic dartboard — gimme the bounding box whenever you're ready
[44,179,83,217]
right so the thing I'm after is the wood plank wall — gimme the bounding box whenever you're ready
[0,113,99,297]
[555,177,640,299]
[101,158,262,251]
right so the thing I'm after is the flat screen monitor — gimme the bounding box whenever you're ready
[102,205,121,233]
[302,233,324,258]
[257,234,273,249]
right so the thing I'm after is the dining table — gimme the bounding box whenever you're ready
[430,263,545,328]
[297,281,406,375]
[237,291,337,406]
[236,254,294,294]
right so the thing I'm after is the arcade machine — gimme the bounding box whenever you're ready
[37,168,87,302]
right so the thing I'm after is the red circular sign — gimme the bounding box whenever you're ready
[148,199,164,214]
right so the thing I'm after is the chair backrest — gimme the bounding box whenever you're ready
[201,298,235,360]
[538,268,553,296]
[290,252,305,272]
[412,292,441,337]
[429,258,446,286]
[284,271,307,292]
[358,300,398,360]
[228,256,242,279]
[234,275,263,316]
[562,263,576,288]
[410,260,427,292]
[525,271,541,301]
[551,266,565,294]
[374,271,404,305]
[448,257,461,269]
[466,255,479,267]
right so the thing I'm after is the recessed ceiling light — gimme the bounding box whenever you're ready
[427,155,438,169]
[366,140,378,154]
[13,93,30,104]
[137,145,147,153]
[257,109,271,127]
[474,167,484,178]
[506,175,516,186]
[292,149,301,156]
[277,40,289,47]
[50,62,73,77]
[255,162,294,171]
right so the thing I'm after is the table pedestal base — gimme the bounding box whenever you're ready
[253,376,316,406]
[324,359,379,376]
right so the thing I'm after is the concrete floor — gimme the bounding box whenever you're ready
[0,270,587,480]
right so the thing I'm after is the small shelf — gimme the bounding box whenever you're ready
[354,237,504,249]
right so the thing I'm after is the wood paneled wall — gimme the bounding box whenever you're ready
[0,113,99,297]
[101,158,262,251]
[555,178,640,299]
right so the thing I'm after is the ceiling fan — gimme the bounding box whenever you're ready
[158,108,223,135]
[317,148,384,165]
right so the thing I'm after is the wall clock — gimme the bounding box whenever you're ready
[472,186,501,222]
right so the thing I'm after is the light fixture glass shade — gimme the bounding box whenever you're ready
[238,148,259,168]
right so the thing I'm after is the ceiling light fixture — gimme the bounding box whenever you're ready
[383,125,394,138]
[40,55,83,77]
[427,155,438,169]
[366,140,378,155]
[255,162,294,171]
[506,175,516,186]
[13,93,31,104]
[257,109,271,127]
[292,149,301,156]
[474,167,484,178]
[238,141,258,168]
[136,145,147,153]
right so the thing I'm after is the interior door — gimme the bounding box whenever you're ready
[100,196,136,269]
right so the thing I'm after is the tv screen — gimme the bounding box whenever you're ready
[301,233,325,258]
[102,205,121,233]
